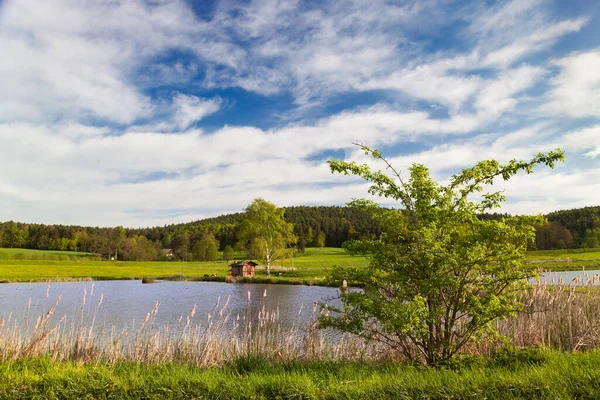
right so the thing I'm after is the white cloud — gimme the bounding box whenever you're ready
[359,67,481,112]
[482,19,586,68]
[561,125,600,158]
[541,50,600,118]
[0,0,236,124]
[173,94,221,130]
[474,65,545,118]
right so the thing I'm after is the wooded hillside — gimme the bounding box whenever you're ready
[1,205,598,257]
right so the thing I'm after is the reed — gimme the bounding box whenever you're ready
[0,284,384,366]
[498,276,600,351]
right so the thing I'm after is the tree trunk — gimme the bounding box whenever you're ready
[264,242,271,277]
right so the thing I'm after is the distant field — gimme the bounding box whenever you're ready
[0,247,598,283]
[0,248,92,257]
[0,247,367,283]
[525,248,600,271]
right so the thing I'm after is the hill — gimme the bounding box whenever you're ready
[1,205,599,257]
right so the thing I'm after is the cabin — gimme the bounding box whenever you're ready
[230,260,257,278]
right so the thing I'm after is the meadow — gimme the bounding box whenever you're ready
[0,247,368,284]
[0,247,599,283]
[526,248,600,271]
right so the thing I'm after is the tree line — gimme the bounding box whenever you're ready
[1,205,598,258]
[0,206,381,260]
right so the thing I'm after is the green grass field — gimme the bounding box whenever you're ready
[0,248,93,257]
[0,247,368,283]
[525,248,600,271]
[2,348,600,399]
[0,246,598,283]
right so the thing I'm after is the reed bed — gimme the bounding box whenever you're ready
[0,284,383,366]
[498,274,600,351]
[2,275,600,366]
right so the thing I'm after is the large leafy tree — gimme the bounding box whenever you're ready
[237,198,297,277]
[1,222,28,248]
[108,226,126,260]
[191,233,220,261]
[319,144,564,365]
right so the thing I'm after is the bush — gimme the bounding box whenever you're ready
[319,144,564,365]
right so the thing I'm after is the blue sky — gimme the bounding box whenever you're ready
[0,0,599,227]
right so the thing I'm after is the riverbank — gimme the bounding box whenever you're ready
[1,348,600,399]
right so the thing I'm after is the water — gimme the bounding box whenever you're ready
[3,271,592,341]
[537,269,600,286]
[0,280,340,338]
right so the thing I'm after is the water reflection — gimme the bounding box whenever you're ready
[0,281,341,341]
[536,269,600,286]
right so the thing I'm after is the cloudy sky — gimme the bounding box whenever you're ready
[0,0,599,227]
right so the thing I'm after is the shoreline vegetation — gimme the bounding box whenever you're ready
[1,281,600,398]
[0,247,599,285]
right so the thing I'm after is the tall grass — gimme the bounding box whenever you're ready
[0,285,379,366]
[3,279,600,366]
[498,279,600,351]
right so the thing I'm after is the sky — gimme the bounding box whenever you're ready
[0,0,599,228]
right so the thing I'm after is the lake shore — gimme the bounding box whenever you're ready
[0,247,599,285]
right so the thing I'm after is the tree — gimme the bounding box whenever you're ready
[583,228,600,249]
[223,245,234,262]
[314,231,326,247]
[318,144,564,365]
[171,233,190,260]
[297,237,307,253]
[237,198,297,277]
[191,233,219,261]
[305,227,314,246]
[2,222,27,248]
[108,226,126,260]
[534,221,573,250]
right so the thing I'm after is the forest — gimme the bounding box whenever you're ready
[0,205,598,261]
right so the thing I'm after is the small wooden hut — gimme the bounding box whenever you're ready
[230,260,257,278]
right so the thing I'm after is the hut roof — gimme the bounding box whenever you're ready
[229,260,258,267]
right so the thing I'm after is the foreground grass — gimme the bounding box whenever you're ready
[0,247,367,284]
[2,349,600,399]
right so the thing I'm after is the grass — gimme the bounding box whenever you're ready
[0,247,367,284]
[0,247,599,283]
[525,248,600,271]
[2,349,600,399]
[0,248,93,256]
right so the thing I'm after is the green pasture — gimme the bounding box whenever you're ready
[525,248,600,271]
[0,259,227,282]
[0,247,367,283]
[0,248,92,258]
[2,348,600,399]
[0,247,599,283]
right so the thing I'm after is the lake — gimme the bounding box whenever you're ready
[0,280,341,341]
[1,269,596,340]
[536,269,600,286]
